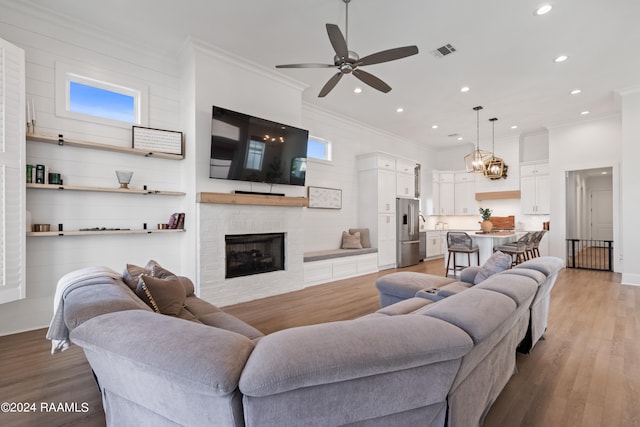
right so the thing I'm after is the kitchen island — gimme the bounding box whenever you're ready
[445,230,520,270]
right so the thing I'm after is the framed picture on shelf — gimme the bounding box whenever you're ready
[308,186,342,209]
[132,126,183,156]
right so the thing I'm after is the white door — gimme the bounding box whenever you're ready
[591,189,613,240]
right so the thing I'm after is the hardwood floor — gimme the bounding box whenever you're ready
[1,259,638,426]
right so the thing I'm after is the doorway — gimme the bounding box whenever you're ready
[565,167,613,271]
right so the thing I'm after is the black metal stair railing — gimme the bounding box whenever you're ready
[566,239,613,271]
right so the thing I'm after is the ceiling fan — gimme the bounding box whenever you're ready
[275,0,419,97]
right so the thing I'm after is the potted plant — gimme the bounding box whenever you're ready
[479,207,493,232]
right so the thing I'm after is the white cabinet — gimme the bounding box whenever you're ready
[521,162,549,214]
[396,159,416,197]
[358,152,419,270]
[426,231,445,258]
[433,172,454,215]
[377,213,396,267]
[454,172,477,215]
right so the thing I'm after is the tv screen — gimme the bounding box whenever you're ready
[210,106,308,186]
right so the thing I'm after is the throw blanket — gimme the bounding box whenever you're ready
[46,266,122,354]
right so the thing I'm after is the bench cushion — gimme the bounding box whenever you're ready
[303,248,378,262]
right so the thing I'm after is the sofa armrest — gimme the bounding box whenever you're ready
[71,310,255,395]
[239,315,472,397]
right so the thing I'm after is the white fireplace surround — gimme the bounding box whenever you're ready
[197,203,304,306]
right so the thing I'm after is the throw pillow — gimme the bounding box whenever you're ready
[122,264,146,291]
[348,228,371,248]
[145,259,176,279]
[135,275,186,316]
[473,251,513,285]
[341,231,363,249]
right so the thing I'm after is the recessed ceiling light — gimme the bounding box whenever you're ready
[460,86,470,93]
[396,107,404,113]
[601,171,608,175]
[570,89,581,95]
[535,4,553,15]
[511,125,518,129]
[354,87,362,94]
[581,110,590,115]
[457,137,463,141]
[432,124,438,129]
[554,55,568,63]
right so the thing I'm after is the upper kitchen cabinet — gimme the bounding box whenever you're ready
[454,172,477,215]
[520,162,550,214]
[396,158,417,198]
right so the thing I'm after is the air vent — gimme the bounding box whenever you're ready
[432,44,457,58]
[448,133,460,138]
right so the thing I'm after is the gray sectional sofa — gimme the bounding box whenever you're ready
[48,256,563,427]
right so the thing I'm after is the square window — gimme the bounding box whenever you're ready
[307,136,332,161]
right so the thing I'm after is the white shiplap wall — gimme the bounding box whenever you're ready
[0,6,186,335]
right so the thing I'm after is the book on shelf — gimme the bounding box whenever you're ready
[26,164,33,183]
[167,212,185,229]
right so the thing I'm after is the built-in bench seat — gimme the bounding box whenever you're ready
[303,247,378,262]
[303,248,378,286]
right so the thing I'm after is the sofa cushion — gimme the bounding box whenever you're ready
[135,275,185,316]
[473,251,512,284]
[197,312,264,340]
[418,288,516,344]
[341,231,363,249]
[474,274,538,306]
[348,228,371,248]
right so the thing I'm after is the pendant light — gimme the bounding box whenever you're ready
[484,117,505,179]
[464,106,491,173]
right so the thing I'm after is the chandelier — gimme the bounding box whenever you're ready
[464,106,491,173]
[484,117,506,179]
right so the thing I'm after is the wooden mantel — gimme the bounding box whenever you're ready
[197,192,308,207]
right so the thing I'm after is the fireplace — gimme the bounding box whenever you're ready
[225,233,285,278]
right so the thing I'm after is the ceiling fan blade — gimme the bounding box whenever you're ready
[352,69,392,93]
[326,23,349,60]
[276,63,335,69]
[358,45,419,67]
[318,72,344,97]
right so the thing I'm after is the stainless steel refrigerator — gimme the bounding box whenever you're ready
[396,197,420,267]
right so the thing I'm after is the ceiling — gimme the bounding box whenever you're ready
[19,0,640,149]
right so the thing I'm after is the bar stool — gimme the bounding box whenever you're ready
[445,232,479,277]
[531,230,546,257]
[495,232,531,266]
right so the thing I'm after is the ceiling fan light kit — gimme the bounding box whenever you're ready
[275,0,419,97]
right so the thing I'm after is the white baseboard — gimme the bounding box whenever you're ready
[621,273,640,286]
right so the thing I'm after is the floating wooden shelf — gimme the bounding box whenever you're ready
[197,192,308,207]
[26,229,185,237]
[27,183,185,196]
[475,191,521,201]
[27,132,184,160]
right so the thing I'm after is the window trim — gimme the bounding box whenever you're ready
[55,61,149,128]
[307,135,332,162]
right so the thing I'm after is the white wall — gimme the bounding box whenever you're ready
[548,115,621,269]
[619,88,640,284]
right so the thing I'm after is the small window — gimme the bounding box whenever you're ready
[307,136,332,161]
[69,81,135,123]
[55,62,148,128]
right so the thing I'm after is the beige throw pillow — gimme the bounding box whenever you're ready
[136,275,185,316]
[341,231,363,249]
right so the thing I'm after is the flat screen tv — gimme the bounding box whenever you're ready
[210,106,308,186]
